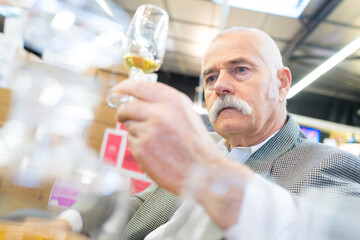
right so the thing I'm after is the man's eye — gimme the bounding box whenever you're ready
[207,76,217,82]
[236,67,247,73]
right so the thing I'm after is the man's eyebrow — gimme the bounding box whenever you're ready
[202,68,214,77]
[228,58,256,67]
[202,58,256,77]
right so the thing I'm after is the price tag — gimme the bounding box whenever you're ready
[100,128,128,167]
[100,125,153,194]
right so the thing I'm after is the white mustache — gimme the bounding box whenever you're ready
[208,95,252,123]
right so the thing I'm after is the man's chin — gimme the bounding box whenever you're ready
[213,117,246,135]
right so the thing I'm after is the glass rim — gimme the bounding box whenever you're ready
[137,4,169,18]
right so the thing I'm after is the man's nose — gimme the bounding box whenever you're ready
[214,70,235,95]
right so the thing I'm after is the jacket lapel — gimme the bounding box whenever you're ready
[122,187,182,240]
[245,115,303,179]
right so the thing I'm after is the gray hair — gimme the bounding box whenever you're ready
[205,27,283,71]
[202,27,284,100]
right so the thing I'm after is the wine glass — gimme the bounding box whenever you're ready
[106,4,169,108]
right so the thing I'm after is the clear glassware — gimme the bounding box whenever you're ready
[0,59,129,240]
[106,70,158,108]
[106,4,169,108]
[0,1,133,239]
[23,0,130,72]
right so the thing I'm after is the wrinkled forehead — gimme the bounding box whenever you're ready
[202,32,264,72]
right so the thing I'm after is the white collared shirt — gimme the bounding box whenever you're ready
[218,130,277,163]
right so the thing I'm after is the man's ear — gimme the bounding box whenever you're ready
[277,67,292,102]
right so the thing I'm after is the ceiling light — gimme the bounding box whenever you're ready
[212,0,310,18]
[287,35,360,99]
[96,0,114,17]
[0,4,22,18]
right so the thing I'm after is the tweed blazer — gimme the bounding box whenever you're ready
[77,114,360,239]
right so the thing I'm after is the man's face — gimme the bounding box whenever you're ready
[203,32,281,145]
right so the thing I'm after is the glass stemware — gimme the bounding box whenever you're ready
[106,4,169,108]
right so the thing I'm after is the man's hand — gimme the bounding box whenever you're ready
[113,80,224,194]
[112,80,254,229]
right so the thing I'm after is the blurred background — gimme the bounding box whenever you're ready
[0,0,359,155]
[0,1,358,238]
[114,0,360,128]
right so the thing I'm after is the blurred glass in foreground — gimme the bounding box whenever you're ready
[166,164,360,240]
[0,1,132,239]
[0,221,90,240]
[0,61,130,240]
[294,188,360,240]
[23,0,130,72]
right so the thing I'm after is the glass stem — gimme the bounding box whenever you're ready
[129,67,142,81]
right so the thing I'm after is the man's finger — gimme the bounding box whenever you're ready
[116,99,153,122]
[123,120,145,138]
[111,80,178,102]
[126,134,146,171]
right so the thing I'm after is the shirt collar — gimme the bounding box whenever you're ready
[218,131,279,164]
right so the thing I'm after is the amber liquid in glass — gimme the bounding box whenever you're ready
[123,54,160,73]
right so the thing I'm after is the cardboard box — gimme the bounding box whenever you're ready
[0,87,11,104]
[0,88,11,126]
[86,121,115,139]
[96,69,128,88]
[85,120,116,153]
[0,170,54,215]
[86,137,104,152]
[93,104,118,124]
[83,69,126,153]
[0,104,9,126]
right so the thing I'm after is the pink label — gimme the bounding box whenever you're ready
[49,182,80,208]
[130,178,152,195]
[103,133,123,166]
[121,141,144,173]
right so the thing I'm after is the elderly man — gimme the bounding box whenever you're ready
[52,27,360,239]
